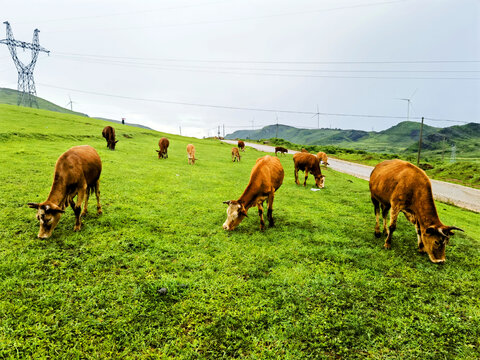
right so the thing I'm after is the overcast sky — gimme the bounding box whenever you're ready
[1,0,479,138]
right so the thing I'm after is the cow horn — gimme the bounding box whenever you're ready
[28,202,39,209]
[223,201,231,205]
[438,228,447,237]
[449,226,464,232]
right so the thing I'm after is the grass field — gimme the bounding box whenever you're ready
[1,104,479,359]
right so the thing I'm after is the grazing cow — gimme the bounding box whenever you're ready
[293,152,325,188]
[223,155,284,230]
[275,146,288,156]
[369,159,464,264]
[232,147,241,162]
[28,145,102,239]
[316,151,329,167]
[238,140,245,152]
[156,137,169,159]
[102,126,118,150]
[187,144,196,165]
[301,148,309,153]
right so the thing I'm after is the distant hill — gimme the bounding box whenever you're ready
[0,88,152,130]
[226,121,480,158]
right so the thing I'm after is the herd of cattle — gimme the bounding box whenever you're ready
[28,126,463,264]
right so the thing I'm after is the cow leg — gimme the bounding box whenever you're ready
[73,184,87,231]
[257,202,266,230]
[267,192,275,227]
[381,204,390,234]
[304,169,309,187]
[95,180,102,214]
[416,222,424,252]
[372,197,381,238]
[294,167,300,185]
[384,207,399,249]
[81,188,90,217]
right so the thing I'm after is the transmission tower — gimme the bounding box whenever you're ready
[0,21,50,107]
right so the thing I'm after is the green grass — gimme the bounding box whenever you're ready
[0,104,479,359]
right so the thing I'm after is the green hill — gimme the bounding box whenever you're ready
[0,88,88,117]
[226,121,480,158]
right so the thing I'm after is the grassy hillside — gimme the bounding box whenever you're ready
[227,121,480,159]
[0,104,479,358]
[0,88,88,117]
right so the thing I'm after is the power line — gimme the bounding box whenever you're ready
[49,55,480,80]
[38,83,474,124]
[53,51,480,65]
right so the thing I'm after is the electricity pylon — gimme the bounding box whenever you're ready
[0,21,50,107]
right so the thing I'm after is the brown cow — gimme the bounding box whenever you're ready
[238,140,245,152]
[102,126,118,150]
[187,144,196,165]
[223,155,284,230]
[275,146,288,156]
[301,148,309,153]
[232,147,241,162]
[293,152,325,188]
[156,137,169,159]
[369,159,463,264]
[28,145,102,239]
[316,151,329,167]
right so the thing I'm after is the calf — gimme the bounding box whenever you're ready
[156,137,169,159]
[238,140,245,152]
[232,147,241,162]
[102,126,118,150]
[223,155,284,230]
[301,148,309,153]
[316,151,329,167]
[275,146,288,156]
[187,144,196,165]
[28,145,102,239]
[293,152,325,188]
[369,159,463,264]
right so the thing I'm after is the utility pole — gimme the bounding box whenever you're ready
[275,114,279,138]
[252,118,254,130]
[217,125,220,138]
[223,124,225,138]
[441,136,446,162]
[0,21,50,107]
[416,117,424,167]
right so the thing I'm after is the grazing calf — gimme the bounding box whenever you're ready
[316,151,329,167]
[156,137,169,159]
[238,140,245,152]
[275,146,288,156]
[223,155,284,230]
[28,145,102,239]
[232,147,241,162]
[102,126,118,150]
[293,152,325,188]
[369,159,463,264]
[187,144,196,165]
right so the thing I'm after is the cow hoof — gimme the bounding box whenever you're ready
[74,226,81,231]
[97,209,103,215]
[384,243,391,250]
[375,231,381,238]
[81,211,87,217]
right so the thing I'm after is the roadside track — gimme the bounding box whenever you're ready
[222,140,480,213]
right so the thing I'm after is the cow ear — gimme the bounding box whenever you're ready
[28,202,40,209]
[223,201,231,205]
[45,204,65,214]
[115,140,119,143]
[426,226,437,235]
[156,150,160,152]
[240,209,248,217]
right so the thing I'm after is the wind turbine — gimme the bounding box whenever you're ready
[66,95,76,111]
[397,88,418,122]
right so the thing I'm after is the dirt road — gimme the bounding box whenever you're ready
[223,140,480,213]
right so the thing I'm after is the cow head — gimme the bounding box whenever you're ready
[222,200,248,231]
[315,174,325,188]
[422,225,464,263]
[108,140,118,150]
[28,202,65,239]
[156,149,163,158]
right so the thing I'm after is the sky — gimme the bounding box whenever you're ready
[1,0,479,138]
